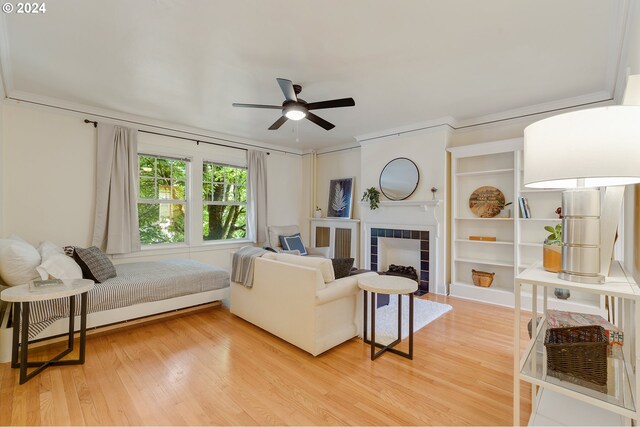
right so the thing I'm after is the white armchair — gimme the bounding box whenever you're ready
[266,224,330,257]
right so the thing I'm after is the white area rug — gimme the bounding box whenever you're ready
[362,295,452,345]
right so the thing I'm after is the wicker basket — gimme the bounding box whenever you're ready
[472,270,494,287]
[544,325,608,386]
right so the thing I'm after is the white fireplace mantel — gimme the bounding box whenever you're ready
[359,200,440,209]
[359,199,441,235]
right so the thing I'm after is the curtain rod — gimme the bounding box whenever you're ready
[4,95,301,155]
[84,119,298,155]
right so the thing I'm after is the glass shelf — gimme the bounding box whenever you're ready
[521,321,635,413]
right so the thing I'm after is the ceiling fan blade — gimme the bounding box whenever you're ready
[306,112,335,131]
[268,115,288,130]
[232,103,282,109]
[306,98,355,110]
[276,78,297,102]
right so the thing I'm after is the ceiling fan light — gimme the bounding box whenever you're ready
[284,106,307,121]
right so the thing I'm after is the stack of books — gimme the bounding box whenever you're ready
[518,196,531,218]
[29,278,64,291]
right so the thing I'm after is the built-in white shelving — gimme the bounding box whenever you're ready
[454,239,513,246]
[448,139,606,314]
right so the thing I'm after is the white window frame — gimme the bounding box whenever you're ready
[137,153,191,247]
[202,161,248,242]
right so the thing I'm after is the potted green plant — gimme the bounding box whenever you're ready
[543,223,562,272]
[314,206,322,218]
[543,223,570,299]
[361,187,380,210]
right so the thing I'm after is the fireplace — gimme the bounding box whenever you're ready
[370,227,429,295]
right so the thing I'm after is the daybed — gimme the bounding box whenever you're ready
[0,257,230,363]
[230,252,375,356]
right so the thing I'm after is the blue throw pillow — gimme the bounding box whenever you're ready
[282,234,307,256]
[279,233,300,249]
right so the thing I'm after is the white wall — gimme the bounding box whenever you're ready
[3,104,97,246]
[316,147,361,220]
[266,150,309,245]
[1,103,305,270]
[360,127,449,293]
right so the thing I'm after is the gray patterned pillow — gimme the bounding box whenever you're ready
[72,246,116,283]
[332,258,354,280]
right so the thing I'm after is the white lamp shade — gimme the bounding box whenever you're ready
[523,106,640,188]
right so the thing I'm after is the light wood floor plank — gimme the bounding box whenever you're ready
[0,295,531,425]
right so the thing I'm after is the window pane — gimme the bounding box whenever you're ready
[139,156,155,177]
[237,169,247,185]
[173,161,186,179]
[140,178,156,199]
[237,185,246,202]
[213,165,224,183]
[173,180,186,200]
[157,158,171,178]
[227,184,236,202]
[202,183,212,201]
[203,163,212,183]
[203,204,246,241]
[212,183,225,202]
[138,203,185,244]
[158,179,171,200]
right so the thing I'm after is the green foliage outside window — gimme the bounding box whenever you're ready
[138,155,186,245]
[202,163,247,240]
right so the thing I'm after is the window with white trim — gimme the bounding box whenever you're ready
[138,154,189,245]
[202,162,247,241]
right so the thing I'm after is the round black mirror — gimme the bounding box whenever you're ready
[379,158,419,201]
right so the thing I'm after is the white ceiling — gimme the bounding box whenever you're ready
[0,0,629,150]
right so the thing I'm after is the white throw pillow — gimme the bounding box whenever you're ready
[0,238,41,286]
[36,253,82,280]
[37,240,65,259]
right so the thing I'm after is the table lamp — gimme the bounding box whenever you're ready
[524,106,640,283]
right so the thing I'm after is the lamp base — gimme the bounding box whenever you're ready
[557,271,604,284]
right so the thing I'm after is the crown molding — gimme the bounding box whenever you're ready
[5,90,305,155]
[315,141,360,156]
[355,117,454,143]
[452,91,613,130]
[611,0,637,103]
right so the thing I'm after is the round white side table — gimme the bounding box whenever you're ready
[358,275,418,360]
[0,279,94,384]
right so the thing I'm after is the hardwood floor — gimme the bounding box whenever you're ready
[0,295,531,425]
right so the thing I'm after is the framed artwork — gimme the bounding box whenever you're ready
[327,177,354,218]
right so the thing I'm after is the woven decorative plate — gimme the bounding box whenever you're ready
[469,186,505,218]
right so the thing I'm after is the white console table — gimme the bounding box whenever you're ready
[310,218,360,267]
[514,261,639,425]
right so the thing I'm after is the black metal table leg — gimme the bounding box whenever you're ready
[363,290,368,349]
[14,291,90,384]
[19,302,30,384]
[79,292,87,363]
[363,291,414,361]
[11,302,20,368]
[371,291,376,360]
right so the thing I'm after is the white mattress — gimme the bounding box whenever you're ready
[25,259,229,338]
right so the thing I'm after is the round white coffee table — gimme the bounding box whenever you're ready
[0,279,94,384]
[358,275,418,360]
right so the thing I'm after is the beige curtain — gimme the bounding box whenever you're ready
[247,150,268,244]
[92,124,140,254]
